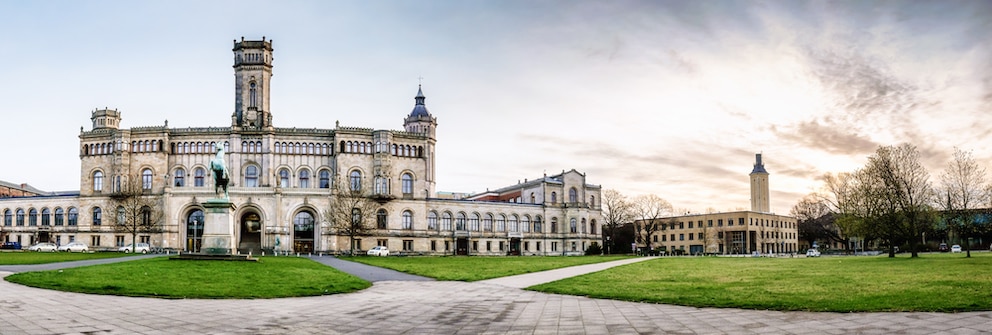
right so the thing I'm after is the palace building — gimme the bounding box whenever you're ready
[0,37,603,255]
[635,154,799,255]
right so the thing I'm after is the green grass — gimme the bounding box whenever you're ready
[344,255,635,281]
[0,251,134,265]
[529,252,992,312]
[5,256,370,298]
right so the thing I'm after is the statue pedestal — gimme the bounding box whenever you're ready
[201,199,236,255]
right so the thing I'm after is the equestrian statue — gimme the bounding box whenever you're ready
[211,142,230,199]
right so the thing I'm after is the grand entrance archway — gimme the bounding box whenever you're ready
[293,211,314,253]
[186,209,204,252]
[239,212,262,254]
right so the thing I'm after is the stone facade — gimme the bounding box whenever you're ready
[0,38,602,255]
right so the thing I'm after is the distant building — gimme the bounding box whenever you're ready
[0,181,46,198]
[635,154,798,255]
[0,37,602,255]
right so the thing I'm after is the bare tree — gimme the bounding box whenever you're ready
[938,148,992,257]
[632,194,673,253]
[323,176,381,255]
[601,189,634,254]
[840,144,935,258]
[111,174,163,252]
[791,194,844,250]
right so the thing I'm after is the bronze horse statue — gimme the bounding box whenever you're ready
[211,143,230,198]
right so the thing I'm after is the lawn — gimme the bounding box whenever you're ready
[529,252,992,312]
[344,255,635,281]
[5,256,370,298]
[0,251,134,265]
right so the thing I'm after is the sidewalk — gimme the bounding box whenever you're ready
[477,256,656,288]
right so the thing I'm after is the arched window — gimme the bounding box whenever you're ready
[569,188,578,203]
[522,215,531,233]
[16,209,24,226]
[509,214,518,232]
[391,144,397,155]
[41,208,51,226]
[54,208,64,226]
[570,218,577,233]
[28,208,37,226]
[141,206,152,225]
[456,212,466,231]
[484,214,494,232]
[496,214,506,232]
[402,210,413,230]
[319,170,331,189]
[470,213,481,231]
[274,142,281,153]
[581,218,587,233]
[590,219,597,235]
[534,216,543,233]
[187,209,204,252]
[299,170,310,188]
[3,209,10,226]
[116,206,125,225]
[174,168,185,187]
[194,168,206,187]
[427,211,438,230]
[93,171,104,192]
[551,217,558,233]
[376,209,388,229]
[93,207,102,226]
[249,81,257,107]
[351,208,362,228]
[245,165,259,187]
[68,207,78,226]
[590,195,595,207]
[551,192,557,203]
[402,173,414,195]
[374,176,388,195]
[340,141,346,153]
[294,211,315,234]
[279,169,290,188]
[442,212,452,231]
[141,168,153,190]
[350,170,362,191]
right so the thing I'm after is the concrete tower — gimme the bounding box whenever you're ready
[232,37,273,128]
[403,85,438,196]
[749,153,770,213]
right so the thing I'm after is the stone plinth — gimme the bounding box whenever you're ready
[201,199,236,255]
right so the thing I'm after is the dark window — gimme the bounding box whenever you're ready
[93,207,102,226]
[377,209,388,229]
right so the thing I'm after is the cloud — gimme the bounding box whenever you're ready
[771,120,878,156]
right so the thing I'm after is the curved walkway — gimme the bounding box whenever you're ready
[0,256,989,334]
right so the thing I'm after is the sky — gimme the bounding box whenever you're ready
[1,1,990,214]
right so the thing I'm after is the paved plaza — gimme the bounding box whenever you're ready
[1,256,990,334]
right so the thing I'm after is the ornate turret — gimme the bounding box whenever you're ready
[91,108,121,130]
[403,85,437,138]
[749,153,770,213]
[232,36,274,129]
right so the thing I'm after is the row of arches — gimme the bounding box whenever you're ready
[172,141,229,154]
[3,207,78,227]
[423,211,597,235]
[274,142,332,155]
[82,140,166,156]
[339,140,424,158]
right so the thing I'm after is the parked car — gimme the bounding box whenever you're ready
[938,243,949,252]
[367,246,389,256]
[805,249,821,257]
[28,242,58,252]
[1,241,23,250]
[57,242,89,253]
[119,243,151,253]
[951,245,962,253]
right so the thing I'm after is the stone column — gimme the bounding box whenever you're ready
[201,199,236,255]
